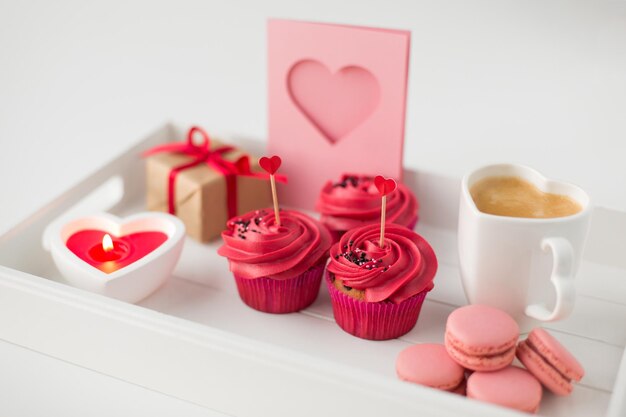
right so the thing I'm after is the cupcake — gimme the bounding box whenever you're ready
[315,174,418,241]
[325,223,437,340]
[218,208,332,314]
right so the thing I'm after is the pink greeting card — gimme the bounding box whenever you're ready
[268,19,411,209]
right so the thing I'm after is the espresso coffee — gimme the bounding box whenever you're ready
[470,176,582,219]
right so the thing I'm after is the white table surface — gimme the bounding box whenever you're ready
[0,339,224,417]
[1,0,626,416]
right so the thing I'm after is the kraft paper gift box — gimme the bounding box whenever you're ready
[268,19,411,209]
[145,130,272,242]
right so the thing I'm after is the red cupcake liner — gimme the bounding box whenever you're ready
[233,261,326,314]
[325,271,428,340]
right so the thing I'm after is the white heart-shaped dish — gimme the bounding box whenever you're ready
[44,212,185,303]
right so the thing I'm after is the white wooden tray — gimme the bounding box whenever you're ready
[0,123,624,417]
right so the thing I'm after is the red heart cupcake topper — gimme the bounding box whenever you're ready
[374,175,397,247]
[259,155,282,175]
[374,175,397,197]
[260,155,284,226]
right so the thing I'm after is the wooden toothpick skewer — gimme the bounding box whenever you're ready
[270,174,281,226]
[379,195,387,248]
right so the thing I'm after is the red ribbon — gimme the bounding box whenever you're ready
[143,126,285,219]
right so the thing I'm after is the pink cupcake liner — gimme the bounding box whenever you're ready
[325,271,428,340]
[233,260,326,314]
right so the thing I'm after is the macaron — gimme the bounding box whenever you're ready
[396,343,466,394]
[516,328,585,396]
[445,304,519,371]
[467,366,542,413]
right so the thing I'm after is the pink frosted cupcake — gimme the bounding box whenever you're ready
[316,174,418,241]
[218,209,332,314]
[325,223,437,340]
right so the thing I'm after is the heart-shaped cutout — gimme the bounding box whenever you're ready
[259,155,282,174]
[374,175,397,197]
[44,212,185,303]
[288,60,380,145]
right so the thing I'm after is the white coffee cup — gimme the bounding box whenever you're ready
[458,164,592,332]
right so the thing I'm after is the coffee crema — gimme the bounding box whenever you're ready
[470,176,582,219]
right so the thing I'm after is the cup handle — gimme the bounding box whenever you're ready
[525,237,576,322]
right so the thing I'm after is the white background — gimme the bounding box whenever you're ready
[1,0,625,415]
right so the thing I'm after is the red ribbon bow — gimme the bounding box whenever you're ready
[143,126,285,219]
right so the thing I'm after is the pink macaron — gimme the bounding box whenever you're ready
[396,343,466,394]
[516,328,585,396]
[445,304,520,371]
[467,366,542,413]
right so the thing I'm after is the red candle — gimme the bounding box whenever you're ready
[87,234,130,262]
[66,230,168,274]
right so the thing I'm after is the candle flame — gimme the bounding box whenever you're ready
[102,234,114,252]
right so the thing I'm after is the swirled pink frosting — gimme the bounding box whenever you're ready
[315,174,418,233]
[326,224,437,304]
[218,209,332,280]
